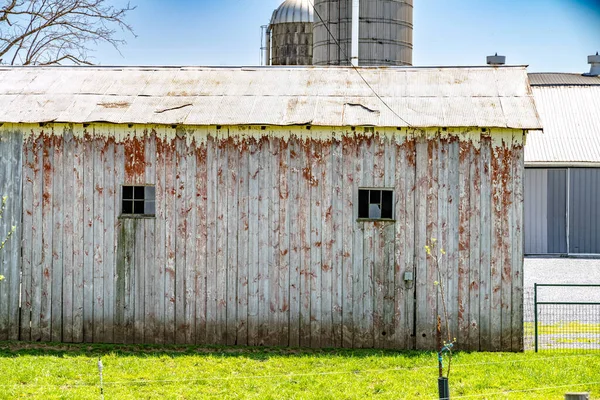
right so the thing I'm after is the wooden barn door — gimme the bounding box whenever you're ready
[362,221,400,347]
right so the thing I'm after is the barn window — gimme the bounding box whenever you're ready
[358,188,394,220]
[121,185,155,216]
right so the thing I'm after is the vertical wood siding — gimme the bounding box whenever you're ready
[9,126,524,351]
[0,129,23,341]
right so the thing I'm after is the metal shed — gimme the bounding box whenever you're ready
[0,65,540,351]
[525,73,600,255]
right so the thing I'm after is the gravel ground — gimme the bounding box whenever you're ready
[524,257,600,350]
[524,257,600,305]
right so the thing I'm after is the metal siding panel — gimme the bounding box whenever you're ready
[546,169,567,253]
[524,169,548,254]
[569,168,600,253]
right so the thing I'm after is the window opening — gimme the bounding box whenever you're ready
[358,188,394,220]
[122,185,156,216]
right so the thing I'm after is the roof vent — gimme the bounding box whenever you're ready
[487,53,506,66]
[584,52,600,76]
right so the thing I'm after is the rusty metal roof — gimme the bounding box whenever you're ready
[525,84,600,165]
[0,65,541,129]
[529,73,600,86]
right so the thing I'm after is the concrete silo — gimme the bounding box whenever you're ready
[313,0,413,66]
[265,0,314,66]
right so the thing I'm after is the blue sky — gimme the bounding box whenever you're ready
[97,0,600,72]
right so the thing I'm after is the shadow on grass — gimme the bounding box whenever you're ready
[0,341,434,360]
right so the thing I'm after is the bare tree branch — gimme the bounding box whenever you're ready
[0,0,135,65]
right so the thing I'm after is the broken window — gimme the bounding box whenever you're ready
[121,185,156,216]
[358,188,394,220]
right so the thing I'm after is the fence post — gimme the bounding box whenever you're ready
[565,393,589,400]
[534,283,538,353]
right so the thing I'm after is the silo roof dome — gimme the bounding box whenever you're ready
[270,0,314,25]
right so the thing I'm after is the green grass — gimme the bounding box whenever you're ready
[524,321,600,336]
[0,342,599,399]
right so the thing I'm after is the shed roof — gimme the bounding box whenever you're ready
[0,65,541,129]
[525,74,600,165]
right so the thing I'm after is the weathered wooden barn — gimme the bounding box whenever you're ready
[0,66,541,351]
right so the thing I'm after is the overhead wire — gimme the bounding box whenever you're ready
[1,353,599,388]
[307,0,414,128]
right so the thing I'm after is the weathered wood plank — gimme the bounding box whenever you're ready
[0,130,10,340]
[226,138,239,346]
[352,140,364,348]
[29,138,44,342]
[20,138,34,341]
[436,139,449,347]
[511,132,524,352]
[447,139,460,347]
[51,134,64,342]
[320,140,333,348]
[215,135,228,345]
[310,141,323,348]
[92,136,105,342]
[62,130,75,343]
[501,135,513,351]
[298,141,312,347]
[468,141,481,351]
[164,137,177,344]
[372,137,386,348]
[287,140,301,347]
[154,137,166,344]
[331,139,343,348]
[267,138,280,346]
[82,132,94,343]
[414,139,429,350]
[115,218,134,344]
[236,142,249,346]
[257,138,270,345]
[194,141,208,345]
[490,136,503,351]
[361,138,375,348]
[5,130,23,341]
[145,133,158,344]
[183,135,196,345]
[278,139,290,346]
[175,136,188,344]
[103,137,116,343]
[40,134,54,342]
[479,136,492,350]
[393,137,407,349]
[247,140,260,346]
[382,137,395,349]
[404,139,417,350]
[205,136,218,344]
[133,217,145,344]
[458,140,471,349]
[341,136,355,348]
[72,131,85,343]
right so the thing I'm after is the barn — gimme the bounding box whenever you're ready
[0,65,541,351]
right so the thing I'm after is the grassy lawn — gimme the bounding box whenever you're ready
[0,342,599,399]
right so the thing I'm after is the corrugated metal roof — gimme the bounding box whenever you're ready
[525,85,600,164]
[528,73,600,86]
[0,66,541,129]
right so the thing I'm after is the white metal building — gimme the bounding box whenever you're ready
[525,71,600,255]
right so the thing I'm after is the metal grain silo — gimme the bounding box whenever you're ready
[266,0,314,66]
[313,0,413,66]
